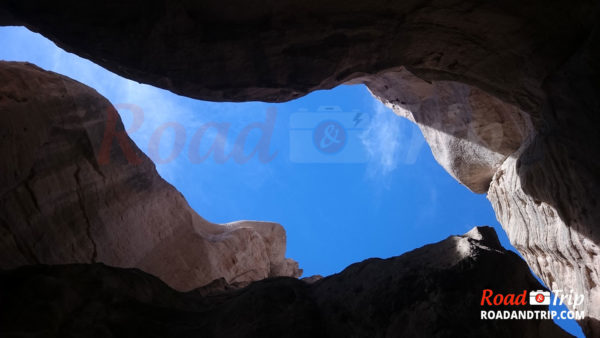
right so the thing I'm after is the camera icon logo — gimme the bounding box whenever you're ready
[289,106,369,163]
[313,120,347,154]
[529,290,550,305]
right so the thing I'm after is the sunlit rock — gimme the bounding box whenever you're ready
[1,1,599,334]
[0,61,301,291]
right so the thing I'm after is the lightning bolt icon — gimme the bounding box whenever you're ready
[353,112,363,127]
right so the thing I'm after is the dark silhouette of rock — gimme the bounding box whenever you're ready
[0,0,594,108]
[0,227,571,337]
[0,1,599,334]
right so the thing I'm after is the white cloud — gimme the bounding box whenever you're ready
[360,100,426,177]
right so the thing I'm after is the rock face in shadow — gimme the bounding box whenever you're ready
[0,61,301,291]
[0,0,595,108]
[360,62,599,335]
[1,1,599,335]
[487,28,600,335]
[365,66,600,335]
[0,227,571,338]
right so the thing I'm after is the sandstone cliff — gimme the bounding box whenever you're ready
[1,1,599,335]
[362,66,600,335]
[0,61,301,291]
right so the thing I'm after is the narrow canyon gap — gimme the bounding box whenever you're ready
[0,1,598,336]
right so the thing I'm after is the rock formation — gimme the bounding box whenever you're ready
[0,61,301,291]
[0,1,594,107]
[354,69,534,194]
[362,66,600,335]
[0,0,599,335]
[486,29,600,336]
[0,227,570,337]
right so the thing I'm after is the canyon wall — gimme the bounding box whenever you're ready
[0,227,570,337]
[0,0,595,107]
[362,64,599,335]
[1,0,599,335]
[0,61,301,291]
[354,69,534,194]
[487,28,600,335]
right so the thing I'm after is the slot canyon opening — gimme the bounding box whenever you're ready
[0,26,508,275]
[0,20,595,337]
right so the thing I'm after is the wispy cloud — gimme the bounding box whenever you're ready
[360,100,426,177]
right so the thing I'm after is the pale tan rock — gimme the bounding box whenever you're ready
[358,68,533,193]
[0,61,301,291]
[1,1,599,334]
[489,146,600,335]
[360,67,600,335]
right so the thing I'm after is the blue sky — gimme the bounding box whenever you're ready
[0,26,582,337]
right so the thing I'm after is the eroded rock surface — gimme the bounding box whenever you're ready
[1,1,599,335]
[363,64,600,335]
[357,68,533,193]
[0,227,570,338]
[0,61,301,291]
[489,150,600,336]
[0,0,595,109]
[488,27,600,336]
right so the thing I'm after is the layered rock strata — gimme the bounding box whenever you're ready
[360,39,600,335]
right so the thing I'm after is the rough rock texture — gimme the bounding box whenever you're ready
[487,27,600,335]
[489,151,600,335]
[356,68,533,193]
[363,64,600,335]
[0,0,595,108]
[0,61,301,291]
[0,227,571,338]
[358,63,599,336]
[1,1,599,335]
